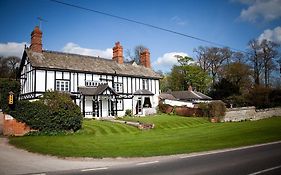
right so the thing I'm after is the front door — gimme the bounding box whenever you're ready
[136,97,142,115]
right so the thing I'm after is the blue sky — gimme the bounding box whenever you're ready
[0,0,281,72]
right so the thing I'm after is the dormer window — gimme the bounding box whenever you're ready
[85,80,107,87]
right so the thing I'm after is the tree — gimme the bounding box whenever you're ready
[125,45,147,64]
[163,55,211,92]
[220,62,252,94]
[194,46,232,85]
[0,56,21,78]
[248,39,263,85]
[259,39,279,87]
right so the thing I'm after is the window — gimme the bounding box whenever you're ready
[85,80,106,87]
[142,79,149,90]
[116,99,123,110]
[56,80,69,91]
[114,83,123,93]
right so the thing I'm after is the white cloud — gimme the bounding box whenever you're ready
[153,52,189,72]
[258,26,281,44]
[0,42,28,57]
[239,0,281,22]
[62,42,113,59]
[171,16,187,26]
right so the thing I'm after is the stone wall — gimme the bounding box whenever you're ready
[222,107,281,122]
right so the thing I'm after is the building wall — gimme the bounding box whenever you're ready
[20,63,160,117]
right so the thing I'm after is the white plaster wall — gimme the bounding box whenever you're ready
[36,70,45,91]
[56,71,62,79]
[78,73,85,86]
[46,71,55,91]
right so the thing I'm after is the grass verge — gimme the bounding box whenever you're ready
[9,114,281,158]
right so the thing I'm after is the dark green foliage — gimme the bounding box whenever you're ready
[198,101,226,118]
[125,109,132,116]
[10,91,83,132]
[208,101,226,118]
[209,78,240,100]
[0,78,20,112]
[225,95,249,108]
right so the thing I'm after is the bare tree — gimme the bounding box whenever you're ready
[0,56,21,78]
[125,45,147,64]
[260,39,279,87]
[248,39,263,85]
[194,46,211,72]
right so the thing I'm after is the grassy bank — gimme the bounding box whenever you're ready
[9,115,281,158]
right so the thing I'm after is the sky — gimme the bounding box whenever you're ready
[0,0,281,72]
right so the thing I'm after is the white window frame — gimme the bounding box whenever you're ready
[56,80,70,92]
[114,83,123,93]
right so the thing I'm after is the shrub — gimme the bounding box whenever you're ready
[125,109,132,116]
[197,101,226,119]
[158,103,173,114]
[10,91,83,132]
[198,103,209,117]
[208,101,226,118]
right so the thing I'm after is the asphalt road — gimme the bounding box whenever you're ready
[46,142,281,175]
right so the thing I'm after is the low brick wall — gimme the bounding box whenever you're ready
[174,106,202,117]
[0,112,4,135]
[223,107,281,122]
[2,114,31,136]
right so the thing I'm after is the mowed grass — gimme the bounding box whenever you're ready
[9,114,281,158]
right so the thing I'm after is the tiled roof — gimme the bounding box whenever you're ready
[133,89,154,95]
[159,93,176,100]
[25,49,161,79]
[78,84,118,96]
[164,91,212,101]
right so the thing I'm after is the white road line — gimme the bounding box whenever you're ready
[31,174,46,175]
[248,165,281,175]
[136,160,159,166]
[81,167,108,172]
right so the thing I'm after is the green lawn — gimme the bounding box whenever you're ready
[9,114,281,158]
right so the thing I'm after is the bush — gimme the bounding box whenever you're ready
[197,101,226,119]
[125,109,132,116]
[0,78,20,112]
[158,103,173,114]
[10,91,83,132]
[208,101,226,118]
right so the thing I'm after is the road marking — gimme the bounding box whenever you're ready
[81,167,108,172]
[248,165,281,175]
[31,174,46,175]
[136,160,159,166]
[180,141,281,159]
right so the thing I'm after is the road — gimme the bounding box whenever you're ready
[0,137,280,175]
[47,142,281,175]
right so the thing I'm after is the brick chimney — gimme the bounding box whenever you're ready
[140,49,151,68]
[30,26,43,53]
[112,42,123,64]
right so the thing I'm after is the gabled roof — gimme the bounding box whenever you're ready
[159,93,176,100]
[23,48,161,79]
[133,89,154,96]
[78,84,118,96]
[163,90,212,101]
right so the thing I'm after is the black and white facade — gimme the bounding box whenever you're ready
[18,26,161,118]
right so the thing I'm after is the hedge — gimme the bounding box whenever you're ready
[10,91,83,132]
